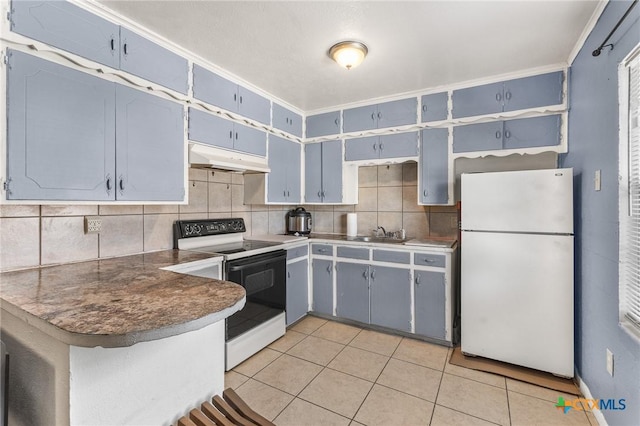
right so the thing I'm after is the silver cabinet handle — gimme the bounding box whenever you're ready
[326,264,332,274]
[110,38,115,51]
[106,176,112,191]
[505,90,512,101]
[495,131,502,139]
[123,42,128,55]
[422,105,427,112]
[229,130,233,139]
[416,274,421,286]
[495,92,502,101]
[321,190,325,198]
[504,130,511,139]
[370,269,376,280]
[334,118,339,126]
[287,190,290,197]
[239,95,243,104]
[423,189,428,197]
[373,143,378,151]
[119,178,125,191]
[319,248,327,253]
[362,270,368,279]
[283,190,287,197]
[234,93,237,101]
[377,112,382,119]
[287,272,291,279]
[423,258,434,263]
[379,143,384,151]
[371,113,375,120]
[318,190,322,198]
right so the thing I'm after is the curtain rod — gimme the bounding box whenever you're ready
[592,0,638,57]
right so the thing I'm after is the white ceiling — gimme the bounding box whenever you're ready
[96,1,602,112]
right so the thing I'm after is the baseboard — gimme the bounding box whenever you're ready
[576,372,608,426]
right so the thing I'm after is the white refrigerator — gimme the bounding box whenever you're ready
[460,168,574,377]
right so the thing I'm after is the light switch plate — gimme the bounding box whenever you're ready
[594,169,601,191]
[84,216,102,234]
[606,348,614,376]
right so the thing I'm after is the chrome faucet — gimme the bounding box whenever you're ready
[373,226,386,237]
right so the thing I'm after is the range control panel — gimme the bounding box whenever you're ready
[174,218,246,238]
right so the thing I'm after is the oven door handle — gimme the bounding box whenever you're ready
[227,254,286,272]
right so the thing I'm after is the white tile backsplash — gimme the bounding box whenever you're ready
[41,205,98,217]
[99,215,144,258]
[41,216,98,265]
[0,217,40,271]
[0,205,40,218]
[143,214,178,252]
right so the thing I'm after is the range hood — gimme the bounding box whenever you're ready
[188,143,270,173]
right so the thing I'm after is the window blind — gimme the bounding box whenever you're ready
[622,52,640,329]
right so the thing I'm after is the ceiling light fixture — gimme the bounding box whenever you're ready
[329,41,368,70]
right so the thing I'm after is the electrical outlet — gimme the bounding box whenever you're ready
[606,348,614,376]
[594,169,601,191]
[84,216,102,234]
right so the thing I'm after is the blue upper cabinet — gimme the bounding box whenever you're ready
[453,115,562,153]
[9,1,189,94]
[119,28,189,95]
[343,98,417,132]
[345,132,418,161]
[502,72,564,112]
[306,111,341,138]
[115,85,185,201]
[6,50,116,201]
[267,136,301,203]
[421,92,449,122]
[452,71,564,118]
[420,128,449,205]
[9,0,120,69]
[188,108,266,157]
[6,50,184,202]
[304,140,343,203]
[192,65,270,125]
[452,82,504,118]
[273,103,303,138]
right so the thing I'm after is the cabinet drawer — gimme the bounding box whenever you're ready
[373,249,410,264]
[337,246,369,260]
[287,244,309,260]
[413,253,445,268]
[311,244,333,255]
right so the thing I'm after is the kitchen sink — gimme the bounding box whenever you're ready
[346,236,408,244]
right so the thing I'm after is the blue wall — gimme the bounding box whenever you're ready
[563,1,640,424]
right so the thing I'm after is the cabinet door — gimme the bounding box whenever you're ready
[452,82,503,118]
[273,103,302,137]
[343,105,378,132]
[336,262,370,324]
[503,115,561,150]
[321,140,343,203]
[285,139,302,201]
[267,136,289,202]
[420,128,449,204]
[312,259,334,315]
[115,85,184,201]
[119,28,188,94]
[6,50,115,201]
[286,258,309,326]
[10,1,120,69]
[452,121,503,153]
[306,111,341,138]
[378,132,419,159]
[421,92,449,122]
[345,136,379,161]
[414,270,446,340]
[192,65,238,113]
[188,108,234,150]
[376,98,418,129]
[304,143,323,203]
[503,71,564,112]
[370,266,411,331]
[237,86,271,125]
[234,123,267,157]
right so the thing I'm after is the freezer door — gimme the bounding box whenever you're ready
[461,168,573,234]
[461,231,574,377]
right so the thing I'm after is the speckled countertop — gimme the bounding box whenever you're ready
[0,250,245,348]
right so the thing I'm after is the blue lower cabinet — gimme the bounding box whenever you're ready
[286,258,309,326]
[336,262,370,324]
[312,259,334,315]
[370,266,411,331]
[414,270,446,340]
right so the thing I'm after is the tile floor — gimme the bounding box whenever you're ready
[225,316,597,426]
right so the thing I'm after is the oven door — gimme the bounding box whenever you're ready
[224,250,286,341]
